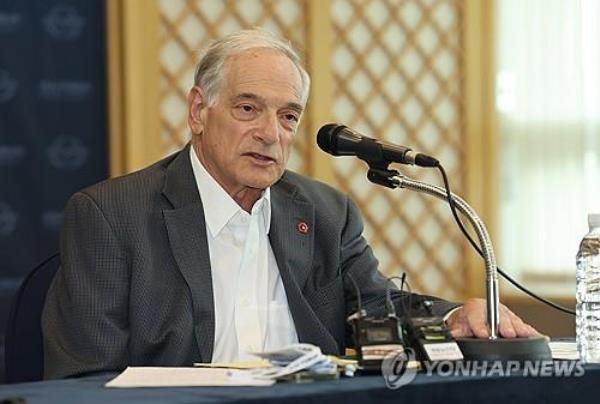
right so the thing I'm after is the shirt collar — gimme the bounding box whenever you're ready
[189,146,271,237]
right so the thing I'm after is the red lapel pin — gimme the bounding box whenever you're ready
[297,221,309,234]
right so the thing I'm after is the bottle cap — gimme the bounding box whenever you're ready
[588,213,600,228]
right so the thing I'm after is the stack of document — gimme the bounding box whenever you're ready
[105,367,275,388]
[250,343,339,380]
[105,343,352,388]
[549,341,579,360]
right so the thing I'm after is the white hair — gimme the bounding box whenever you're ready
[193,28,311,106]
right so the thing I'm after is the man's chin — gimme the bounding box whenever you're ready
[241,174,283,190]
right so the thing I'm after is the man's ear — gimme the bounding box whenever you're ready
[187,86,206,135]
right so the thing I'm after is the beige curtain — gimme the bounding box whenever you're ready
[496,0,600,278]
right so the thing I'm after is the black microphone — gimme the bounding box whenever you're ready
[317,123,439,167]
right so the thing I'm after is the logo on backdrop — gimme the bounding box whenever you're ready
[0,202,18,237]
[0,144,26,166]
[0,69,18,102]
[43,4,85,40]
[39,80,93,101]
[47,136,88,170]
[0,11,22,33]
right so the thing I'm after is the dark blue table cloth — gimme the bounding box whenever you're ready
[1,365,599,404]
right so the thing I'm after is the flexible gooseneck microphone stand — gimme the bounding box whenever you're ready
[368,167,500,339]
[368,167,551,361]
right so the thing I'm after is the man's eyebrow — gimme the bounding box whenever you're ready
[231,93,304,113]
[231,93,263,103]
[285,102,304,114]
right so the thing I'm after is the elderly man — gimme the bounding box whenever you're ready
[42,29,539,379]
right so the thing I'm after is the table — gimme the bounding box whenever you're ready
[1,364,599,404]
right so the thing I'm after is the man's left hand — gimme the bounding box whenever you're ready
[446,298,543,339]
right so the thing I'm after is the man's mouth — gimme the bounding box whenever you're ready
[244,152,277,163]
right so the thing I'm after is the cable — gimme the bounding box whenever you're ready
[346,273,365,317]
[435,164,575,316]
[386,274,414,318]
[385,275,403,317]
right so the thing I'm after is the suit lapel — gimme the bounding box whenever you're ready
[270,176,338,353]
[270,178,314,292]
[162,145,215,363]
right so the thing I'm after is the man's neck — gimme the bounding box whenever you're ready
[230,187,262,213]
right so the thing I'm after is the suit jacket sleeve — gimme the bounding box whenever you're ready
[42,191,129,379]
[340,195,459,322]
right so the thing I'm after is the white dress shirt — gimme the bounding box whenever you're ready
[190,147,298,362]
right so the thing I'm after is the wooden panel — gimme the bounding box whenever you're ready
[107,0,161,175]
[330,0,468,299]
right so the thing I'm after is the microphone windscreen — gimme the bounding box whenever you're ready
[316,123,338,153]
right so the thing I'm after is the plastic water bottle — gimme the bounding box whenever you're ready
[576,213,600,363]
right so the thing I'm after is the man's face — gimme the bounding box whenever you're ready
[188,48,305,198]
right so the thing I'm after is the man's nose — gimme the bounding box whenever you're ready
[255,112,280,144]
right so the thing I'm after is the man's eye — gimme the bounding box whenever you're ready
[283,113,299,122]
[232,104,259,121]
[239,104,254,113]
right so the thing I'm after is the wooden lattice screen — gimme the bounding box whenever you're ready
[329,0,467,299]
[154,0,468,299]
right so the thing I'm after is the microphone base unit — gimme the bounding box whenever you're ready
[403,316,464,362]
[456,336,552,362]
[349,313,406,373]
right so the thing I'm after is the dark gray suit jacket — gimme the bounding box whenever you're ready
[42,145,457,379]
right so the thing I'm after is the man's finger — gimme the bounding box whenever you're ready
[498,307,517,338]
[466,304,490,339]
[449,320,474,338]
[507,311,532,337]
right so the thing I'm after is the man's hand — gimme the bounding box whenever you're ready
[446,298,542,339]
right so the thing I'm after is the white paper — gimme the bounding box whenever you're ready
[423,342,464,361]
[105,367,275,388]
[549,341,579,360]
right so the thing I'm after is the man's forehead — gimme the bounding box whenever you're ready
[222,48,304,104]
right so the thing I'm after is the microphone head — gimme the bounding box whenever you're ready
[316,123,339,154]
